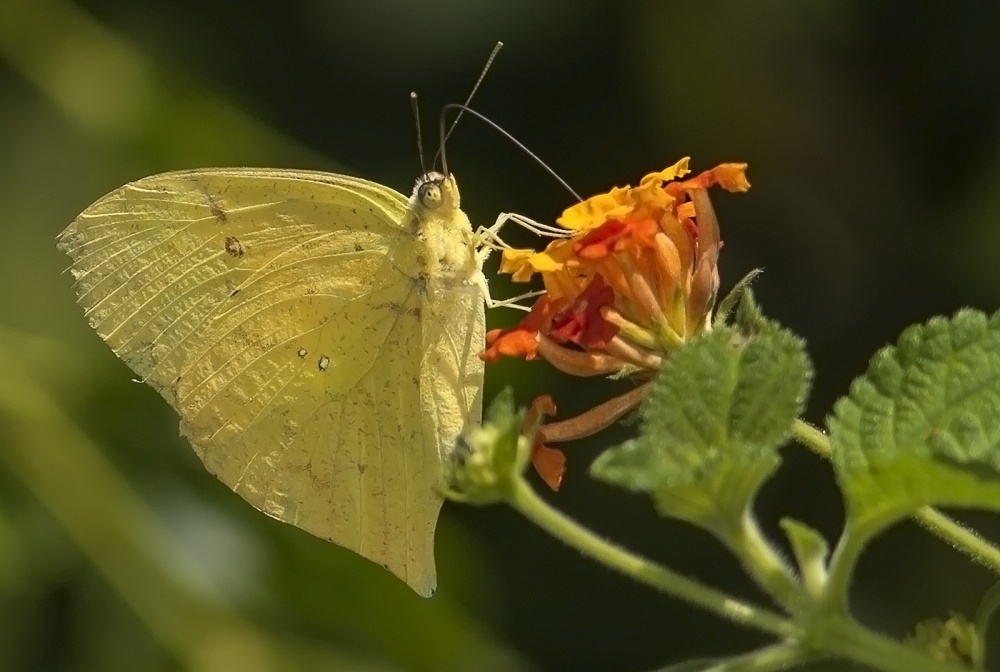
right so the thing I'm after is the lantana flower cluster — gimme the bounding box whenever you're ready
[482,158,750,490]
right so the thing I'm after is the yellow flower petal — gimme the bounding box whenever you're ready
[500,248,541,282]
[638,157,691,187]
[713,163,751,192]
[528,251,564,273]
[556,160,693,231]
[629,178,675,212]
[557,187,630,230]
[500,246,567,282]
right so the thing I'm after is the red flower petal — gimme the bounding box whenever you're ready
[479,296,555,362]
[549,275,620,349]
[572,219,628,259]
[522,395,565,491]
[619,218,660,253]
[532,442,566,492]
[481,329,540,361]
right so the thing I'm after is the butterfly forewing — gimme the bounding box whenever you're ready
[58,168,481,596]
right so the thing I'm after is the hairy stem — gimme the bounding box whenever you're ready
[507,478,797,638]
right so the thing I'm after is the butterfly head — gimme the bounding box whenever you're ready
[409,171,479,288]
[414,171,461,214]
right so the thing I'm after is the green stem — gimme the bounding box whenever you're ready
[817,616,970,672]
[914,507,1000,573]
[510,473,966,672]
[791,419,1000,575]
[823,520,867,615]
[728,514,804,616]
[506,478,797,638]
[790,419,830,458]
[695,643,819,672]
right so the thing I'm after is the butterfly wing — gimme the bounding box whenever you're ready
[58,168,479,595]
[421,284,486,470]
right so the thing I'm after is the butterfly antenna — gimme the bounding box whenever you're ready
[437,41,503,176]
[410,92,428,174]
[441,103,582,202]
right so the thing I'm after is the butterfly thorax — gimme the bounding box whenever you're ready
[406,172,482,292]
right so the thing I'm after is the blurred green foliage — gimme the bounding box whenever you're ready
[0,1,999,670]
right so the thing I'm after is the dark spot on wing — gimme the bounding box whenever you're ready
[297,347,308,358]
[354,243,364,252]
[318,354,330,371]
[373,301,404,314]
[224,236,245,257]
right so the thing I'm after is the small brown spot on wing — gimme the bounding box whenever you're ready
[224,236,245,257]
[297,347,308,358]
[318,354,330,371]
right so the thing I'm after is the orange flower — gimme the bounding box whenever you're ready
[482,159,750,489]
[489,159,749,365]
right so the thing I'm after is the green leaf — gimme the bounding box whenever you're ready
[483,386,522,469]
[829,309,1000,534]
[733,286,770,336]
[714,268,765,331]
[779,518,829,598]
[591,326,812,532]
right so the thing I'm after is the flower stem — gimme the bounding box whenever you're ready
[506,478,797,638]
[817,615,969,672]
[730,514,804,615]
[684,643,819,672]
[912,507,1000,574]
[789,418,830,458]
[791,419,1000,575]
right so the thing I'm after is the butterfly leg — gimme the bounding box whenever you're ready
[466,267,540,313]
[471,212,570,312]
[473,212,572,263]
[487,290,544,311]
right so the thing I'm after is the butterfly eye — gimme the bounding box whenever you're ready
[418,181,444,209]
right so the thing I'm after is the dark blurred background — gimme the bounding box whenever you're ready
[1,1,999,670]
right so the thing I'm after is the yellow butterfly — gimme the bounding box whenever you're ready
[57,167,486,597]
